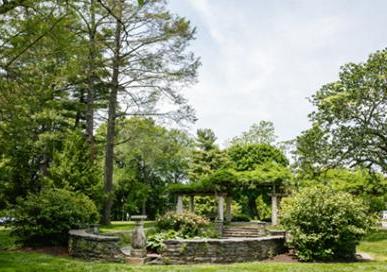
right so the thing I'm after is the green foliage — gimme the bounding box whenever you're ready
[0,1,101,209]
[193,196,218,219]
[281,186,375,261]
[168,182,209,195]
[196,129,218,151]
[238,162,292,187]
[156,211,209,237]
[226,142,291,219]
[231,214,251,222]
[105,118,194,219]
[146,230,179,253]
[228,144,288,171]
[298,49,387,174]
[148,214,219,253]
[229,120,278,146]
[320,168,384,194]
[171,162,291,194]
[320,168,387,212]
[201,168,238,193]
[295,124,331,177]
[0,0,200,226]
[299,168,387,212]
[0,228,18,251]
[255,195,271,221]
[9,189,99,246]
[188,129,230,182]
[178,170,233,194]
[45,131,102,202]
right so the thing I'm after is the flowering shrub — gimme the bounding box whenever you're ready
[281,185,374,261]
[156,211,209,237]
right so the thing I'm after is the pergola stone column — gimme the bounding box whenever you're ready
[217,194,225,222]
[189,195,195,212]
[271,184,279,226]
[176,195,184,214]
[225,196,232,222]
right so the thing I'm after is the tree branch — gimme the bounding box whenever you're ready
[4,14,67,69]
[0,0,28,14]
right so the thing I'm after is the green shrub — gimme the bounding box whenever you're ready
[281,185,374,261]
[10,188,99,246]
[231,214,250,222]
[146,230,179,253]
[193,196,217,219]
[156,211,209,237]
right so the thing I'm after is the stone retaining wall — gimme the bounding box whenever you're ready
[68,229,125,261]
[162,236,286,264]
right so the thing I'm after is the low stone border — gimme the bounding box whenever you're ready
[69,229,287,264]
[162,235,286,264]
[68,229,125,261]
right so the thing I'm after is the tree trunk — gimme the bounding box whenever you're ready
[142,200,146,215]
[102,0,122,225]
[74,89,85,128]
[85,0,97,159]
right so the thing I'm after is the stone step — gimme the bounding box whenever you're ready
[225,224,265,229]
[223,231,263,236]
[223,228,261,232]
[222,222,267,238]
[223,233,263,236]
[223,230,263,233]
[224,227,261,231]
[222,233,262,237]
[223,229,262,233]
[222,226,266,238]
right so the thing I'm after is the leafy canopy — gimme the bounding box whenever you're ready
[228,143,289,171]
[229,120,278,146]
[297,49,387,174]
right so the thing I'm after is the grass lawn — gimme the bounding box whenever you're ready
[357,229,387,261]
[0,226,386,272]
[99,221,155,233]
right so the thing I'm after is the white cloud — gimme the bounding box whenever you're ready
[168,0,387,145]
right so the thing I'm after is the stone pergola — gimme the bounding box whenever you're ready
[174,187,280,226]
[176,192,233,222]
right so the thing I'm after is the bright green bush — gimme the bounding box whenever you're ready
[281,186,374,261]
[10,189,99,246]
[193,196,217,219]
[146,230,179,253]
[231,213,250,222]
[156,211,209,237]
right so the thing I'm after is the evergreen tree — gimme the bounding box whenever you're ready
[189,129,229,182]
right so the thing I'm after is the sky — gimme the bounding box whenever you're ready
[168,0,387,145]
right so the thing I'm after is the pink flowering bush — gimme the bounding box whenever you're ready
[156,211,209,237]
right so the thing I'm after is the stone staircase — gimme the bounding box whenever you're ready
[222,222,266,238]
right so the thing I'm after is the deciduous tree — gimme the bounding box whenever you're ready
[297,49,387,174]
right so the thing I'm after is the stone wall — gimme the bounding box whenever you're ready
[68,229,125,261]
[162,236,286,264]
